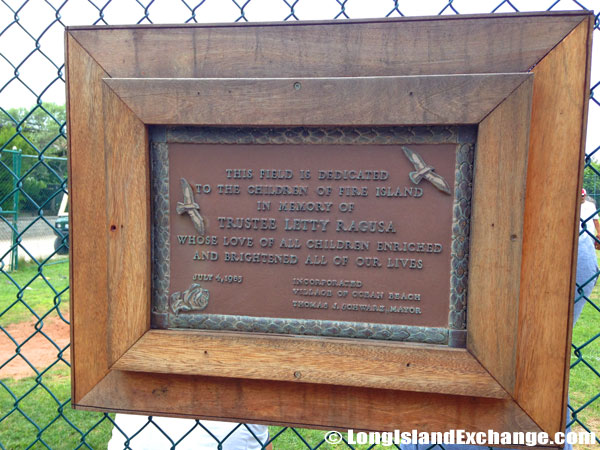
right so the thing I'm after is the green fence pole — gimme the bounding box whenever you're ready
[11,149,21,271]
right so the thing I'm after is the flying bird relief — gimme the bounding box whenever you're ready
[401,146,452,195]
[176,178,205,235]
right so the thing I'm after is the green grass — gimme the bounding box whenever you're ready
[0,367,113,450]
[0,258,69,326]
[571,306,600,416]
[569,254,600,449]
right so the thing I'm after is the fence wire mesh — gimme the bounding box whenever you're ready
[0,0,599,449]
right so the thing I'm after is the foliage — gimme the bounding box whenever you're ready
[583,161,600,206]
[0,104,66,157]
[0,104,67,214]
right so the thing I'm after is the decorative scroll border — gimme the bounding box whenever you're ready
[150,134,171,329]
[448,142,474,347]
[169,313,448,345]
[151,126,475,346]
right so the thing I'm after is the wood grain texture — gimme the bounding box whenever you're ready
[67,13,586,79]
[68,31,151,399]
[104,74,530,126]
[515,20,591,434]
[113,330,508,399]
[102,81,150,365]
[76,370,540,434]
[467,78,533,393]
[66,34,110,403]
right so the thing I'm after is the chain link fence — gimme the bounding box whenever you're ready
[0,0,598,449]
[1,150,67,271]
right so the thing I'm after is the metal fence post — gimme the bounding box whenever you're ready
[10,149,20,271]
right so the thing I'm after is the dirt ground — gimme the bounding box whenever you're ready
[0,315,70,379]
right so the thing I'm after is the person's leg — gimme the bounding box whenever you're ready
[574,234,598,325]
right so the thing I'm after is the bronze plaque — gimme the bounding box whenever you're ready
[151,126,474,346]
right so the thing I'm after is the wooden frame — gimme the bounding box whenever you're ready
[66,12,593,440]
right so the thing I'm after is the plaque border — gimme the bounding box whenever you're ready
[66,12,593,439]
[150,126,475,346]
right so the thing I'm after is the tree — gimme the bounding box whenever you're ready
[0,103,66,157]
[0,103,67,214]
[583,160,600,206]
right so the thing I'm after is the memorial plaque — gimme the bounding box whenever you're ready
[151,126,475,346]
[66,12,593,437]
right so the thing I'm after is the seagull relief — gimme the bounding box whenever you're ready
[177,178,205,235]
[401,146,452,195]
